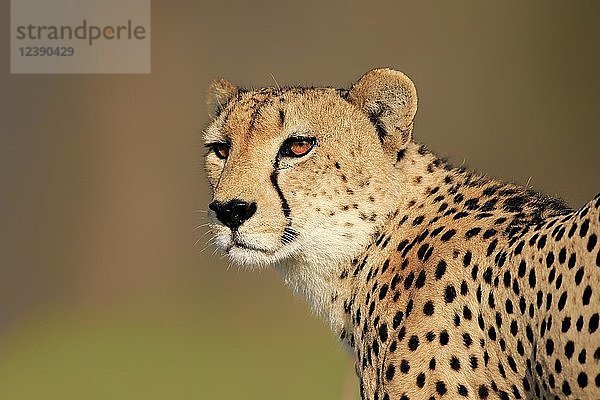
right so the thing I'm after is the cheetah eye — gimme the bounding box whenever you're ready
[207,142,230,159]
[279,136,316,158]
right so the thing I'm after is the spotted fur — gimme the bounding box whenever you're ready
[204,69,599,400]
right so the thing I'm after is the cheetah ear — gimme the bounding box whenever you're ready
[207,78,238,118]
[348,68,418,152]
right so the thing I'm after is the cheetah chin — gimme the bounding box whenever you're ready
[203,68,599,399]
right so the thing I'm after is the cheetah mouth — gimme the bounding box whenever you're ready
[229,236,276,254]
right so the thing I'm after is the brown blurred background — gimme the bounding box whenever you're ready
[0,1,599,399]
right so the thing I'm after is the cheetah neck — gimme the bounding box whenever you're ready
[276,141,570,345]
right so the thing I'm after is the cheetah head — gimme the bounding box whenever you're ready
[204,68,418,269]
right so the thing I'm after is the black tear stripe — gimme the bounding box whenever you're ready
[271,159,298,245]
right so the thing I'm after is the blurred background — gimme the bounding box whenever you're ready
[0,1,599,399]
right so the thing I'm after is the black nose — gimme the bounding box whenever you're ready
[209,200,257,229]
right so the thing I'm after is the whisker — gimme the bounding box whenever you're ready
[193,223,212,231]
[270,73,281,91]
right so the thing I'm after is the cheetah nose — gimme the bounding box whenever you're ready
[209,199,257,230]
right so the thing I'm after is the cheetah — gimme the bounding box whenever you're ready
[203,68,599,399]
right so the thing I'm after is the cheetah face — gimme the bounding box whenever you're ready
[204,69,418,268]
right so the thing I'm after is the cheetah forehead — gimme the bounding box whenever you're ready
[205,68,418,151]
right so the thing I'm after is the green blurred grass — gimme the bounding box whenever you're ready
[0,282,355,399]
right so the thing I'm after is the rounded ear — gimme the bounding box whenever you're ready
[207,78,238,118]
[348,68,417,153]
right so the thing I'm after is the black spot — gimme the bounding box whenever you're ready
[507,356,518,373]
[503,299,514,316]
[378,323,388,342]
[406,299,414,317]
[565,341,575,358]
[503,196,526,212]
[436,381,447,396]
[463,306,473,320]
[514,240,525,255]
[528,269,536,288]
[390,273,400,291]
[483,267,492,284]
[439,330,449,345]
[498,362,506,378]
[589,313,599,333]
[372,339,379,357]
[441,229,457,241]
[397,239,409,252]
[486,239,498,256]
[578,349,587,364]
[435,260,447,280]
[398,326,406,341]
[458,385,468,397]
[478,385,489,398]
[465,227,481,239]
[471,265,479,280]
[518,260,526,278]
[404,272,415,290]
[393,311,404,329]
[568,252,577,269]
[379,284,389,300]
[578,372,588,388]
[562,380,572,395]
[546,251,554,267]
[450,356,460,371]
[381,259,390,273]
[503,271,511,288]
[385,363,395,381]
[454,313,461,326]
[463,251,472,266]
[580,219,590,237]
[588,234,598,251]
[583,285,592,305]
[488,326,496,341]
[465,198,479,210]
[575,267,585,286]
[426,331,436,342]
[389,340,397,353]
[416,372,426,388]
[483,229,497,239]
[444,285,457,303]
[400,359,410,373]
[415,270,426,288]
[413,215,425,226]
[537,234,547,249]
[431,226,444,237]
[454,211,469,220]
[408,335,419,351]
[558,247,566,263]
[470,356,478,369]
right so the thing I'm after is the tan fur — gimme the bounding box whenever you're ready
[204,69,600,399]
